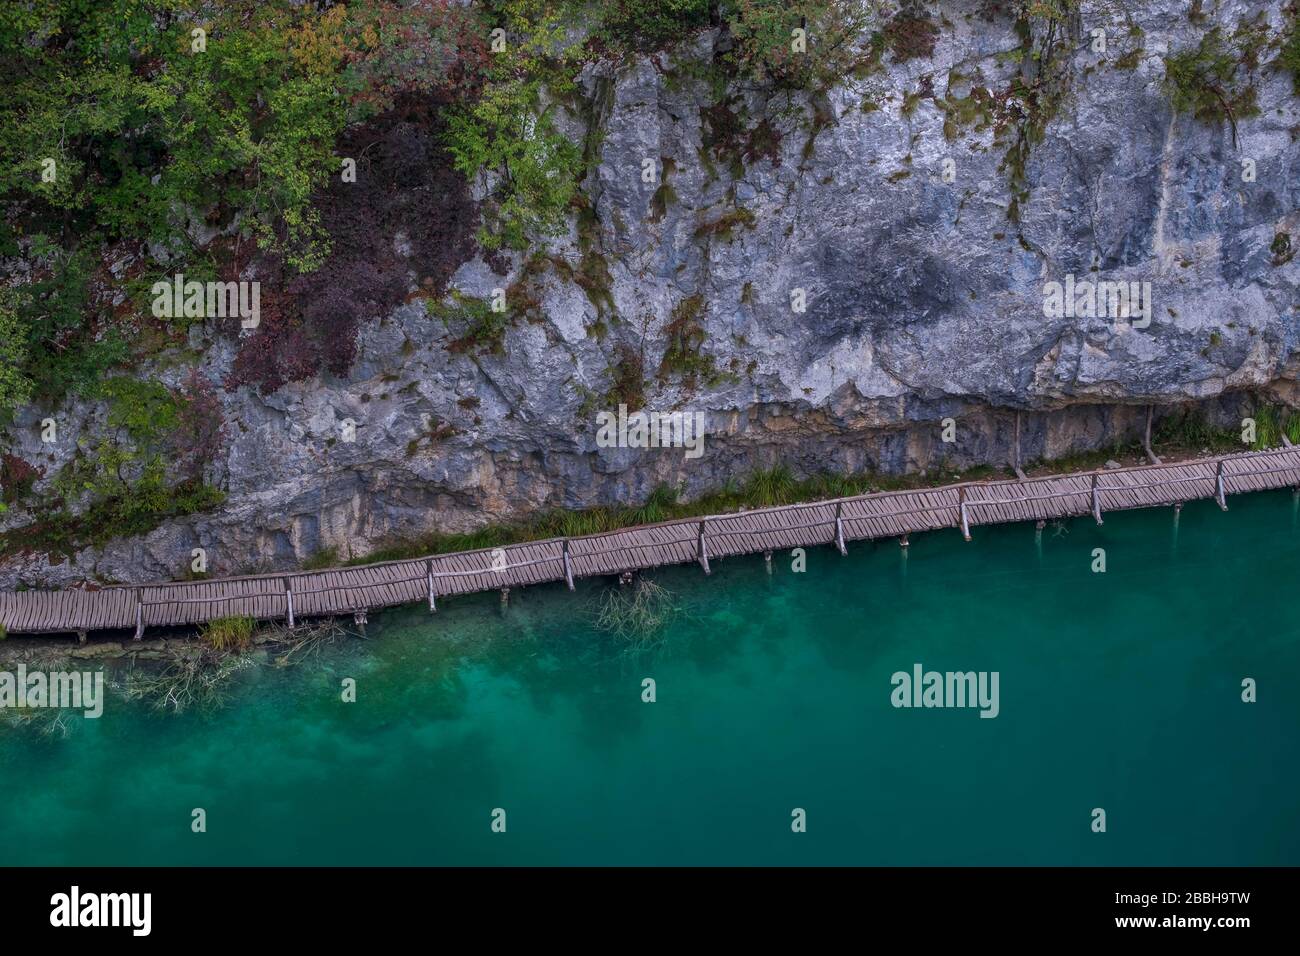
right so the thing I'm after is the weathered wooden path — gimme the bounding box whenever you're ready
[4,447,1300,637]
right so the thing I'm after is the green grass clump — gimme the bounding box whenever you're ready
[430,294,508,355]
[200,617,255,653]
[302,547,339,571]
[1154,407,1240,452]
[1248,405,1300,450]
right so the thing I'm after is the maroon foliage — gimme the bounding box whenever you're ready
[344,0,491,115]
[170,370,227,481]
[1,455,41,504]
[228,95,479,394]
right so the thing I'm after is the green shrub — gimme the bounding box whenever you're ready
[1282,17,1300,92]
[0,289,32,418]
[1164,28,1260,129]
[446,77,580,250]
[430,293,510,353]
[724,0,876,88]
[3,372,226,559]
[600,0,711,50]
[7,245,128,405]
[0,2,352,271]
[302,546,340,571]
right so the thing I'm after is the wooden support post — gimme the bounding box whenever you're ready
[353,609,367,632]
[763,550,773,574]
[697,519,711,575]
[958,486,971,541]
[834,502,847,556]
[562,539,575,591]
[426,559,436,613]
[284,577,295,629]
[1012,411,1027,480]
[900,534,909,548]
[1013,411,1020,470]
[134,587,144,641]
[1091,472,1104,525]
[500,588,510,606]
[76,630,86,646]
[1215,459,1228,511]
[1144,405,1162,465]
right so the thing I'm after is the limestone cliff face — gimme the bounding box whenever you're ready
[3,0,1298,587]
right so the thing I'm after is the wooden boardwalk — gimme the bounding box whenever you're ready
[4,446,1300,637]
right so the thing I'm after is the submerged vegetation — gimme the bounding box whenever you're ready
[125,652,254,715]
[125,619,350,714]
[594,577,680,651]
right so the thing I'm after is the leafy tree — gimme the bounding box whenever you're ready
[447,78,580,250]
[445,1,582,250]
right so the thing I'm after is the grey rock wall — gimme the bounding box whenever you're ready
[2,0,1297,587]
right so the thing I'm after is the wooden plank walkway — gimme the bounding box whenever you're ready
[4,447,1300,637]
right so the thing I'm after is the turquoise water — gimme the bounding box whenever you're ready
[2,492,1299,865]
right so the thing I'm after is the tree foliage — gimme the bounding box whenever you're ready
[1164,26,1262,138]
[723,0,878,88]
[600,0,712,50]
[0,289,33,419]
[344,0,490,117]
[445,0,583,250]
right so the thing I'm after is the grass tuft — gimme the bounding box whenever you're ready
[200,616,256,653]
